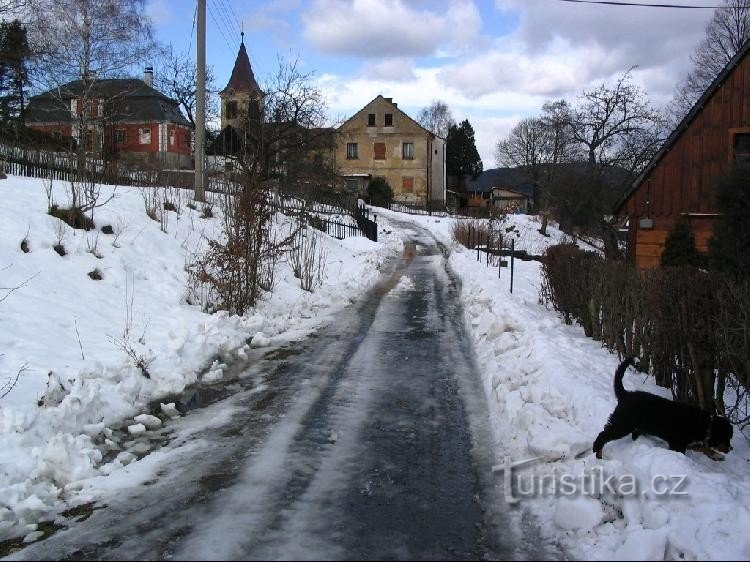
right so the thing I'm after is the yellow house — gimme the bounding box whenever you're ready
[336,96,446,206]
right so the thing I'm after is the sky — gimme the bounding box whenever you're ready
[146,0,717,167]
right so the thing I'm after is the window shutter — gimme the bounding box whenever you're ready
[374,142,386,160]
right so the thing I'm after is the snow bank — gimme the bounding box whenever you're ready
[395,210,750,560]
[0,176,400,541]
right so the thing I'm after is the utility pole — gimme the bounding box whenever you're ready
[194,0,206,201]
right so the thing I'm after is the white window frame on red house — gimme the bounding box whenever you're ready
[139,127,151,145]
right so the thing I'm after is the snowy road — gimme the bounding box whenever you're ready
[10,224,546,561]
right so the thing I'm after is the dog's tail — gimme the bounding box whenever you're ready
[614,357,635,400]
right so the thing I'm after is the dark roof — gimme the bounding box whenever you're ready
[614,38,750,214]
[221,42,262,96]
[25,78,190,127]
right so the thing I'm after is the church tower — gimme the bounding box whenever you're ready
[219,34,263,130]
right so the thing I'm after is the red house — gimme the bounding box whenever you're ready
[24,69,192,170]
[615,41,750,268]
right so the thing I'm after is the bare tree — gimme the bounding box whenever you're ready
[29,0,155,86]
[670,0,750,123]
[27,0,155,165]
[417,100,455,139]
[154,46,218,129]
[0,0,27,17]
[189,58,333,315]
[570,70,666,180]
[495,100,580,212]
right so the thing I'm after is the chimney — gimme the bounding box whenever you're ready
[144,66,154,87]
[385,97,393,104]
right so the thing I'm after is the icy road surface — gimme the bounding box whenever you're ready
[11,224,550,561]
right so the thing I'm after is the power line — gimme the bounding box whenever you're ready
[207,0,235,54]
[215,0,241,37]
[556,0,750,8]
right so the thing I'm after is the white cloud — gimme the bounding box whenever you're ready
[364,58,417,82]
[302,0,486,58]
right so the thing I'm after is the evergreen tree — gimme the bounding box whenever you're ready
[366,177,393,208]
[0,19,29,127]
[661,215,702,268]
[709,163,750,276]
[446,119,483,181]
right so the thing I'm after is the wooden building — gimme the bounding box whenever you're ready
[615,40,750,268]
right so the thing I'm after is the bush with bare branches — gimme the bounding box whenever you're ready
[540,244,750,426]
[288,220,327,292]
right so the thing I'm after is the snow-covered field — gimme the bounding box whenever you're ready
[382,209,750,561]
[0,175,402,544]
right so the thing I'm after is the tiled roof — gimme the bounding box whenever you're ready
[221,42,262,96]
[25,79,190,127]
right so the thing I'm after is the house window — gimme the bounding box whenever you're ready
[385,113,393,127]
[345,178,359,192]
[402,176,414,193]
[139,127,151,145]
[374,142,386,160]
[226,101,238,120]
[402,142,414,160]
[346,142,358,159]
[115,129,126,144]
[368,113,376,127]
[734,133,750,161]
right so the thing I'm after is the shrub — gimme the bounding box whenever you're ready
[709,163,750,276]
[661,215,701,268]
[200,205,214,219]
[540,244,742,417]
[451,219,501,250]
[366,177,393,208]
[49,205,95,231]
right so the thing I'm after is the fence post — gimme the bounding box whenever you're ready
[510,239,515,294]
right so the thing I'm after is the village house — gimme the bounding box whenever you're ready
[336,95,446,206]
[615,40,750,268]
[464,167,534,212]
[24,68,192,170]
[208,41,445,205]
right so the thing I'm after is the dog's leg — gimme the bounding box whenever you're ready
[687,443,726,461]
[593,418,632,459]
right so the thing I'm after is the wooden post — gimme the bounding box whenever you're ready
[510,239,515,294]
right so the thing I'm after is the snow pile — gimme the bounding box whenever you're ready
[386,209,750,560]
[0,175,400,541]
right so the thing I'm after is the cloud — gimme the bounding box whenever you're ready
[302,0,485,58]
[364,58,417,82]
[495,0,709,91]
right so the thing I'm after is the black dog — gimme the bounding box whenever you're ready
[593,358,734,459]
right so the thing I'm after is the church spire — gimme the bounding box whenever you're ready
[220,36,261,96]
